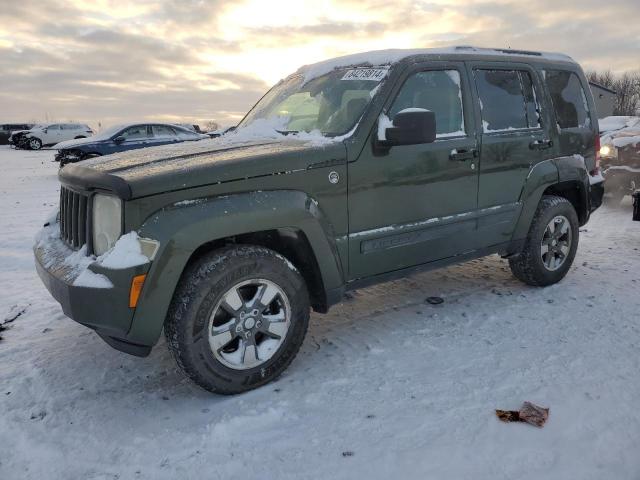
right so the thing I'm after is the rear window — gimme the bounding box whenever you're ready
[474,69,541,132]
[544,70,591,129]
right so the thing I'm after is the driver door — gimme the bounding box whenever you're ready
[110,125,151,153]
[347,62,480,280]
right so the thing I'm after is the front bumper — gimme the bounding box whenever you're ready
[34,232,152,356]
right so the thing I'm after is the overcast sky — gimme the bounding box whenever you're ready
[1,0,638,128]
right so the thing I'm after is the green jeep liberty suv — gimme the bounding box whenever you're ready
[35,47,604,394]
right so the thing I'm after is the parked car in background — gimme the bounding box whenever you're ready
[0,123,34,145]
[8,125,44,148]
[599,116,640,201]
[35,47,603,394]
[54,123,208,166]
[22,123,94,150]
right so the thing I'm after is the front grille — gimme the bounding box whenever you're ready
[59,186,89,249]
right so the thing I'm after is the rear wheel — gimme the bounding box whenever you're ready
[28,137,42,150]
[509,195,579,286]
[165,245,310,394]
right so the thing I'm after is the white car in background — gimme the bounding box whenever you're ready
[23,123,94,150]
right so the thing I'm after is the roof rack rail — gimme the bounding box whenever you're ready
[454,45,544,57]
[494,48,542,56]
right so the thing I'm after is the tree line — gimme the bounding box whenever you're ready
[587,70,640,116]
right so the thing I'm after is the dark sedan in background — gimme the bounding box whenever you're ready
[54,123,208,166]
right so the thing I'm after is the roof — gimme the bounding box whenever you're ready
[297,46,576,83]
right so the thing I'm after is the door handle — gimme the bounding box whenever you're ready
[529,139,553,150]
[449,148,478,161]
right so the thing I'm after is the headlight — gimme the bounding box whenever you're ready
[600,144,614,157]
[92,194,122,255]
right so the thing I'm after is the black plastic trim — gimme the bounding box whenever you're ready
[59,165,132,200]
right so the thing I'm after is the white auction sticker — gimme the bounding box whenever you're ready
[341,69,388,81]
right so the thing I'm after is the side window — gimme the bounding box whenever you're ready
[543,70,590,129]
[48,124,60,130]
[175,128,197,139]
[152,125,177,138]
[475,69,540,132]
[122,126,149,139]
[389,70,465,137]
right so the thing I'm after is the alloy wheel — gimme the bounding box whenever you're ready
[208,279,291,370]
[540,215,572,271]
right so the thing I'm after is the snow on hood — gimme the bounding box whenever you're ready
[54,136,101,150]
[600,116,640,148]
[81,116,350,172]
[599,116,640,133]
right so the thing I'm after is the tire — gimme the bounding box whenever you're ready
[28,137,42,150]
[165,245,310,394]
[509,195,579,287]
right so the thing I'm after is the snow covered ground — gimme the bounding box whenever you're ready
[1,145,640,479]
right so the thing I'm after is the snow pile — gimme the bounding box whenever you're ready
[34,222,150,289]
[600,116,640,149]
[99,232,149,269]
[612,135,640,149]
[599,116,640,134]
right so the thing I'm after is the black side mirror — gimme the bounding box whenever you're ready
[43,129,48,134]
[113,136,125,143]
[383,109,436,146]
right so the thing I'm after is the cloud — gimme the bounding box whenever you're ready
[0,0,638,126]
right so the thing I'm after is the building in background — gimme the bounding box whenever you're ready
[589,81,617,118]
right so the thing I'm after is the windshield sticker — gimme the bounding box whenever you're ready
[341,69,388,81]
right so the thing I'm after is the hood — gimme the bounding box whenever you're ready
[59,134,347,199]
[54,136,100,150]
[9,129,31,137]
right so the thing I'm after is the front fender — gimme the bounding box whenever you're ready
[126,190,344,346]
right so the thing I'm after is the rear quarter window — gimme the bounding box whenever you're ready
[543,70,591,129]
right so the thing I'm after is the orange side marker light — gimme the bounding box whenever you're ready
[129,274,147,308]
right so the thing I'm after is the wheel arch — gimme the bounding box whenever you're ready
[513,155,592,243]
[127,190,345,346]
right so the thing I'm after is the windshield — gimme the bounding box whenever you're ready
[238,68,388,136]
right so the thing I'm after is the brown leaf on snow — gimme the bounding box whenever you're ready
[496,401,549,428]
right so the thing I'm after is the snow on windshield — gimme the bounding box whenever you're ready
[238,67,387,137]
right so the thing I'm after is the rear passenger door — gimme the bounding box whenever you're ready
[44,124,63,145]
[150,125,179,147]
[469,63,555,247]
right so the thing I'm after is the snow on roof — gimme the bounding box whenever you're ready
[296,46,575,83]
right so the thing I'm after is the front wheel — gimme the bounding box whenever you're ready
[509,195,579,286]
[165,245,310,394]
[28,137,42,150]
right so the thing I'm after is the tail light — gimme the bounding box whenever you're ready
[592,135,601,175]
